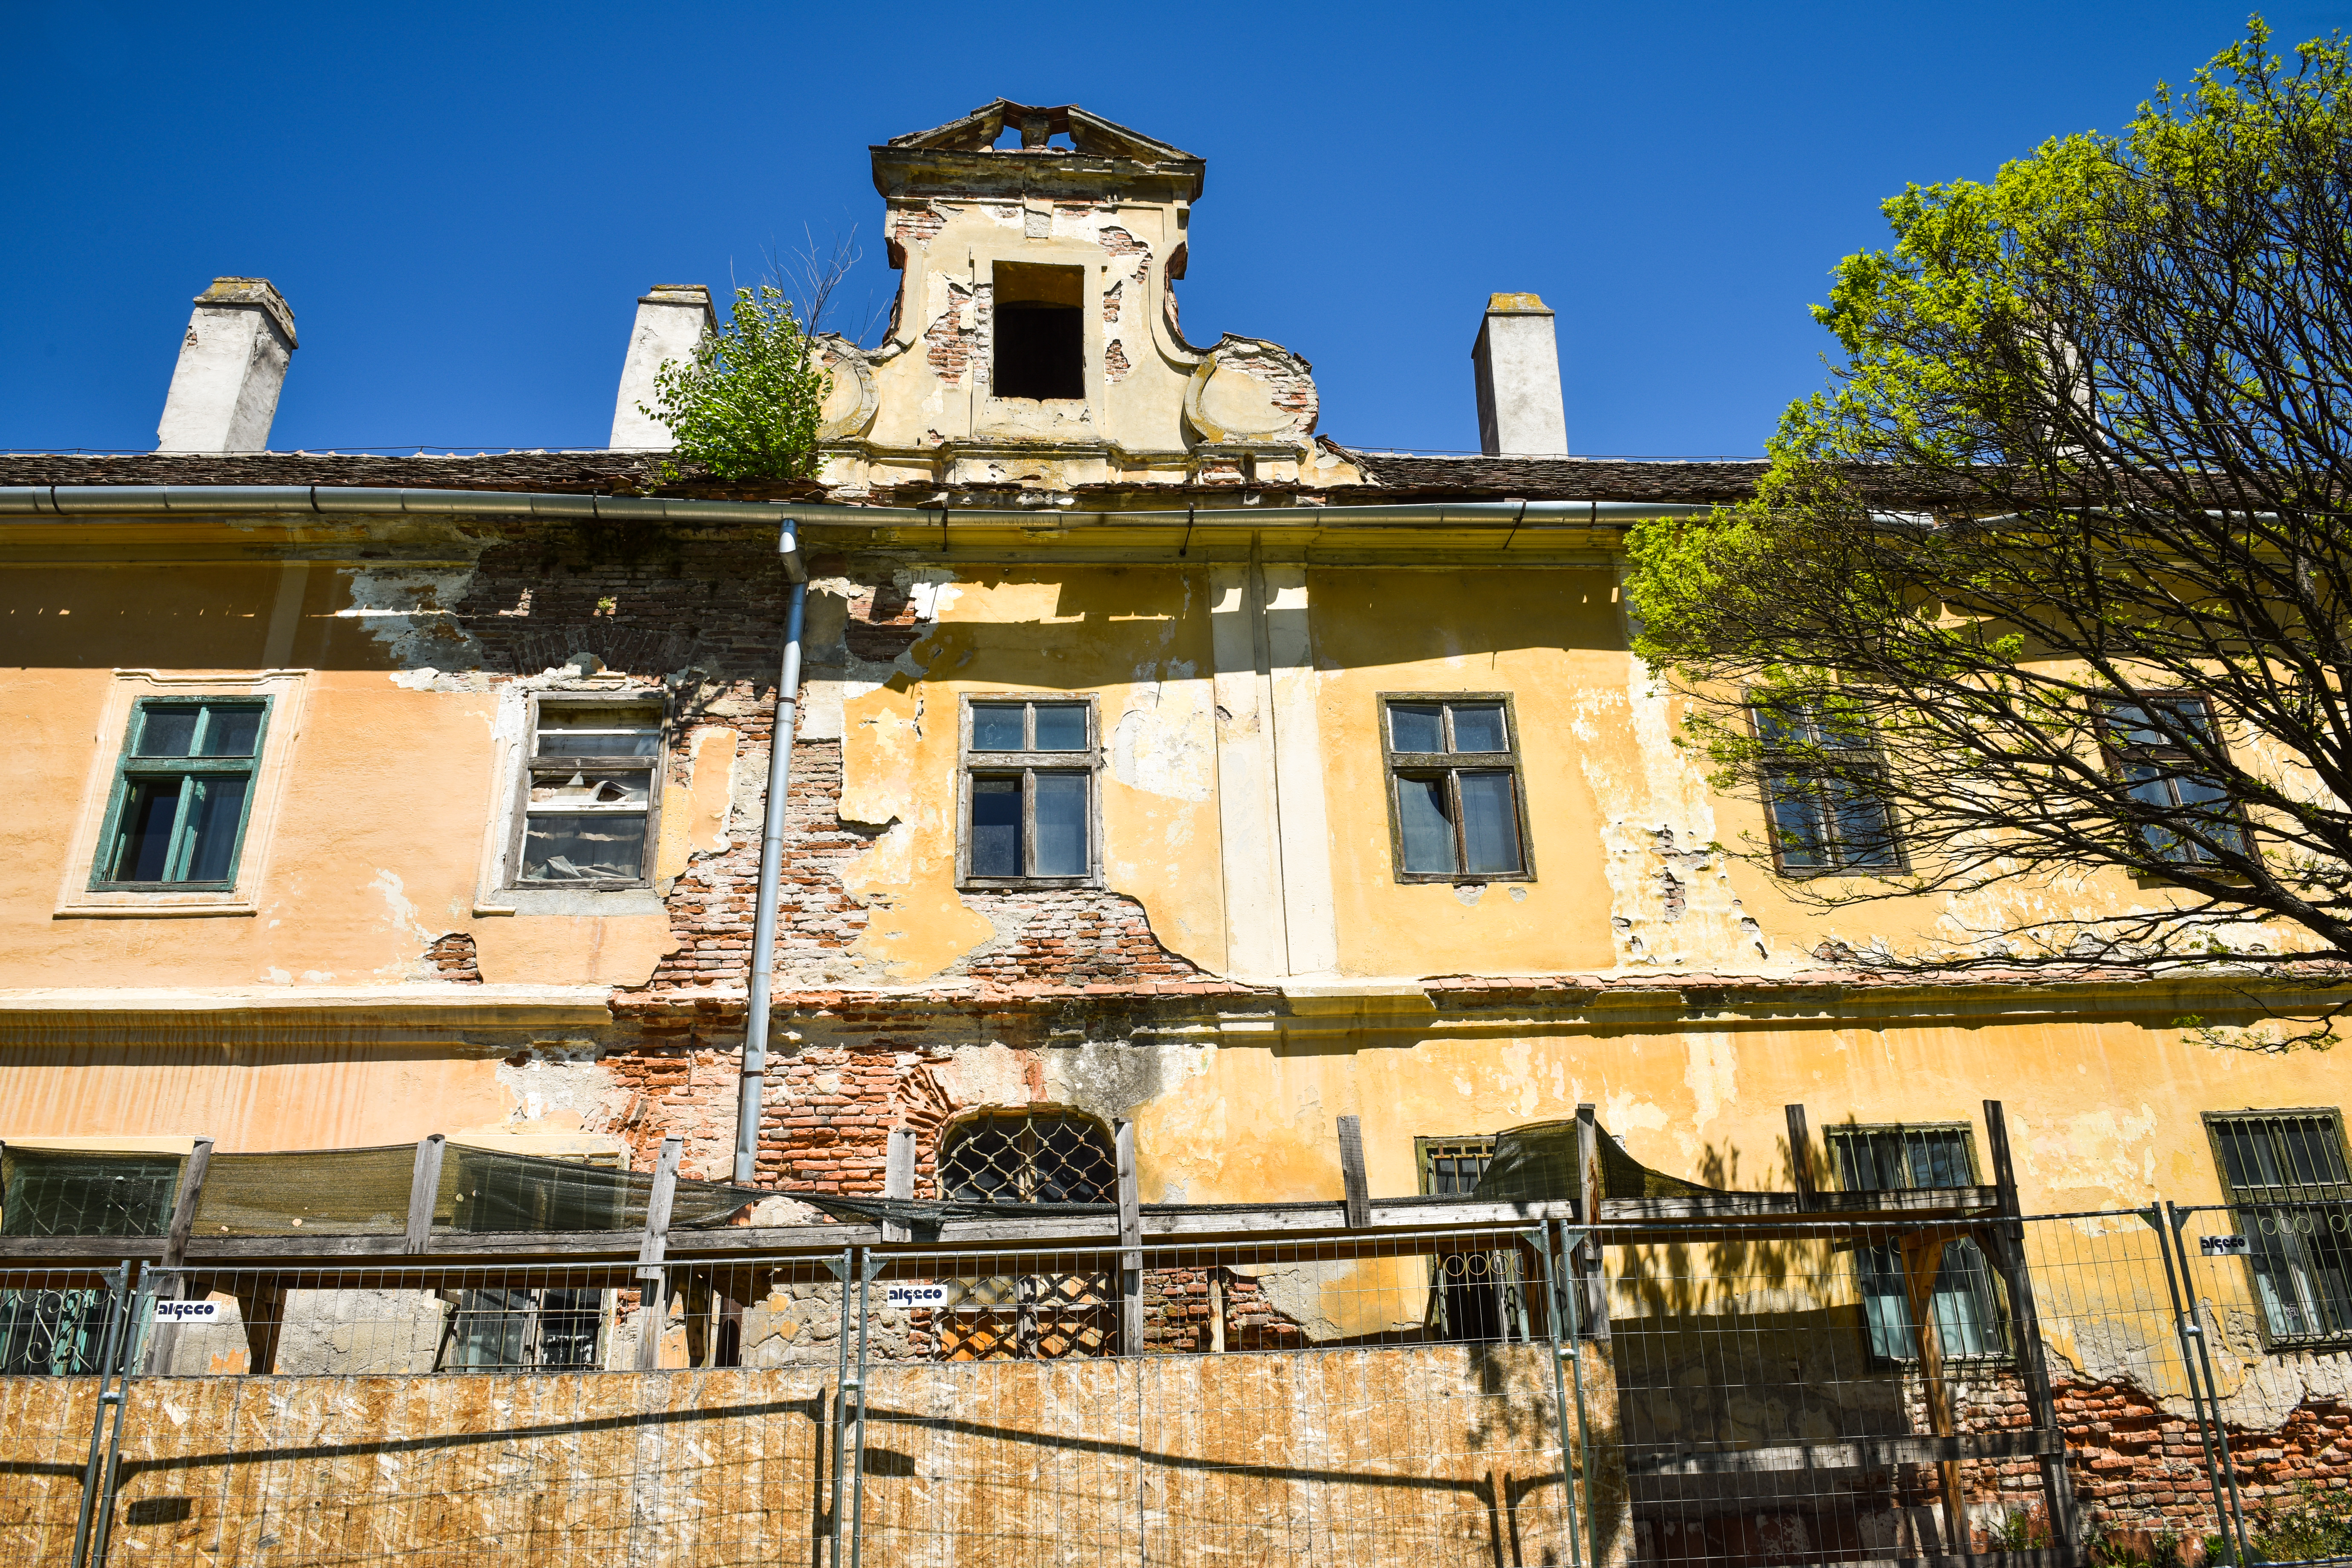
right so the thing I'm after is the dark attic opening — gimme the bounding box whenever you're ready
[993,261,1085,399]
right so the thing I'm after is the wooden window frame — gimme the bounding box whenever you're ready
[88,696,274,893]
[957,694,1104,891]
[503,693,669,893]
[1826,1121,2010,1368]
[1825,1121,1982,1191]
[1414,1135,1498,1197]
[1378,692,1535,885]
[1747,698,1906,879]
[2202,1107,2352,1351]
[2093,691,2251,868]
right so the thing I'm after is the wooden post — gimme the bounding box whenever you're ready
[1576,1104,1609,1342]
[633,1134,682,1372]
[1985,1098,2080,1565]
[1336,1116,1370,1229]
[146,1137,213,1374]
[882,1127,915,1245]
[1116,1119,1142,1354]
[1785,1105,1816,1212]
[1208,1275,1227,1353]
[1899,1230,1969,1556]
[404,1135,446,1254]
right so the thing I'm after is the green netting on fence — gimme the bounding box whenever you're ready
[1471,1117,1720,1205]
[0,1146,182,1237]
[438,1145,766,1233]
[194,1146,419,1235]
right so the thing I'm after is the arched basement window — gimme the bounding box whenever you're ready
[935,1110,1116,1206]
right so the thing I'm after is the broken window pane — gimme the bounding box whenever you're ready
[1397,775,1456,874]
[1384,697,1528,881]
[529,771,650,808]
[519,815,649,882]
[969,777,1021,877]
[1032,773,1087,875]
[536,708,661,758]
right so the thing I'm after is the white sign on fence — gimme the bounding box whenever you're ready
[151,1299,224,1324]
[2200,1234,2251,1256]
[884,1283,952,1311]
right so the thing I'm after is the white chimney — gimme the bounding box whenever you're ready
[610,284,717,449]
[155,278,298,453]
[1470,292,1568,457]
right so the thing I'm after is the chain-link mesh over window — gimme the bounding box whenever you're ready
[931,1112,1121,1360]
[935,1111,1117,1205]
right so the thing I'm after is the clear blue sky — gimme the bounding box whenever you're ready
[3,1,2337,458]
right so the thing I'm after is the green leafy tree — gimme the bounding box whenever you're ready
[1626,23,2352,1026]
[641,285,829,483]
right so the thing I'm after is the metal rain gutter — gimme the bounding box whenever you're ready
[0,483,812,567]
[770,499,1719,529]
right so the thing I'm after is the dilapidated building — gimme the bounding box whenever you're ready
[3,100,2349,1568]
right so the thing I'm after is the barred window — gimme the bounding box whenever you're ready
[931,1111,1121,1360]
[1415,1134,1527,1340]
[1381,695,1530,881]
[937,1110,1117,1205]
[2097,695,2248,866]
[2206,1110,2352,1346]
[959,696,1101,888]
[439,1288,604,1372]
[94,698,270,889]
[510,699,665,888]
[1416,1135,1496,1196]
[1753,701,1900,875]
[1827,1123,2006,1362]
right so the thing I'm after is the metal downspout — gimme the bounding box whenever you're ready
[734,530,808,1185]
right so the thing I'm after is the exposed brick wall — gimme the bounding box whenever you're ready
[418,932,483,983]
[925,281,976,383]
[953,889,1226,999]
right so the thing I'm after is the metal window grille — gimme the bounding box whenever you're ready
[1753,700,1902,873]
[959,696,1101,886]
[0,1147,180,1238]
[92,698,270,889]
[2205,1108,2352,1346]
[438,1287,607,1371]
[1414,1135,1522,1339]
[2096,694,2249,865]
[934,1113,1121,1358]
[1827,1124,2008,1361]
[1380,695,1531,881]
[513,699,664,886]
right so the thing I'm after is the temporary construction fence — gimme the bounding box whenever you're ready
[3,1207,2347,1568]
[0,1226,1588,1568]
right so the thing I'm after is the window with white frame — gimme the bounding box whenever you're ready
[959,696,1100,887]
[509,700,666,888]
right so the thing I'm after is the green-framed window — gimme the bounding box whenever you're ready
[92,698,270,890]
